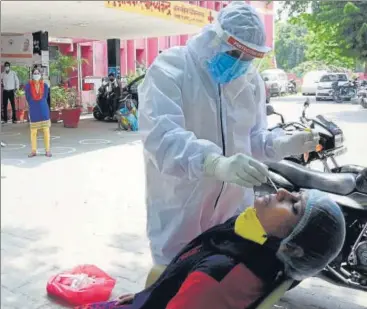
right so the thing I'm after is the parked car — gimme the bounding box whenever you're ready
[302,70,327,95]
[261,69,288,97]
[315,73,349,101]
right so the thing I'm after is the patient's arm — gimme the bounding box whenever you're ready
[115,293,135,305]
[166,255,265,309]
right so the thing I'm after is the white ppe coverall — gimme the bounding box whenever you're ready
[139,4,291,265]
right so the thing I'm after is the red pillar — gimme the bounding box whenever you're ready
[180,35,189,46]
[206,0,215,10]
[147,38,159,67]
[126,40,135,74]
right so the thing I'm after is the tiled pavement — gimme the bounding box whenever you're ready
[1,100,367,309]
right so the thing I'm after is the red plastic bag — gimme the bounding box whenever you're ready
[47,264,116,306]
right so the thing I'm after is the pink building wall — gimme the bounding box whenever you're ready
[53,0,274,82]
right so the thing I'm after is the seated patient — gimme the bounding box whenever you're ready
[77,189,345,309]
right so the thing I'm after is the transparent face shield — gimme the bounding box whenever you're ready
[205,23,269,87]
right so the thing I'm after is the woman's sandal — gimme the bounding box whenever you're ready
[45,152,52,157]
[28,152,37,158]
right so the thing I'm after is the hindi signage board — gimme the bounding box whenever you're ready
[104,1,216,28]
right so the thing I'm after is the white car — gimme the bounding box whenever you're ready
[302,70,328,95]
[261,69,288,97]
[316,73,349,101]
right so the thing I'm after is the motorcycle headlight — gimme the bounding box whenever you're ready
[334,134,344,147]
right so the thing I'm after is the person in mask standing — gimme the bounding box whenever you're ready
[24,68,52,157]
[138,2,320,267]
[106,73,121,120]
[1,61,19,124]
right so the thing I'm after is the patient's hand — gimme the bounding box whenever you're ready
[115,293,135,305]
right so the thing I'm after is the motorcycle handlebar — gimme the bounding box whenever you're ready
[268,121,307,132]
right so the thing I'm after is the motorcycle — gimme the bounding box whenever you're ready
[287,79,297,94]
[257,103,367,293]
[267,100,348,173]
[93,74,144,121]
[330,79,358,103]
[93,79,121,121]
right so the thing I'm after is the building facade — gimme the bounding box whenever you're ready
[49,0,274,90]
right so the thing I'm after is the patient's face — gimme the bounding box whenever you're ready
[254,189,307,239]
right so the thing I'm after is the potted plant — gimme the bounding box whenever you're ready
[50,86,67,123]
[12,66,29,122]
[50,51,88,86]
[61,88,82,128]
[15,88,26,121]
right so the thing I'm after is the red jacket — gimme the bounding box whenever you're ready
[78,216,283,309]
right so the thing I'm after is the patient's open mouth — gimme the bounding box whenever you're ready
[263,194,271,206]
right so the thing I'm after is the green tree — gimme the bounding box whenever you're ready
[274,22,308,71]
[297,15,356,69]
[272,1,367,73]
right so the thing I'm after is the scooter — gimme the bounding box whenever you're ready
[93,81,116,121]
[255,104,367,296]
[93,74,145,122]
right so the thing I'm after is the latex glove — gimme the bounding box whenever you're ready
[274,130,320,157]
[204,153,269,187]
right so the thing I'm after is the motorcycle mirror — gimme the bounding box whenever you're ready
[304,98,310,107]
[302,98,310,119]
[266,104,275,116]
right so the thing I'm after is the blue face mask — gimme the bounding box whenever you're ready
[207,52,251,84]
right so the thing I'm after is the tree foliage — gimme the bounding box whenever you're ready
[12,65,29,86]
[298,14,356,69]
[291,60,349,78]
[50,51,78,79]
[261,51,276,72]
[49,50,88,81]
[274,22,308,71]
[279,1,367,65]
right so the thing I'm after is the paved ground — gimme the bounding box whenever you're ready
[1,96,367,309]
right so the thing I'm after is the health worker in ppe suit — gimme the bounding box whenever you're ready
[138,2,320,266]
